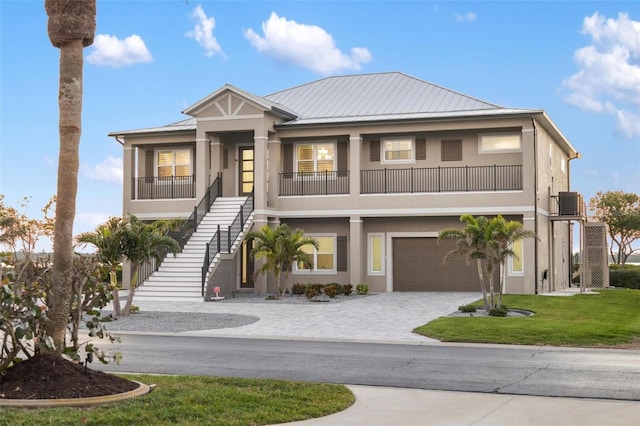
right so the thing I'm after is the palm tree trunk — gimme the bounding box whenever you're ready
[476,259,490,310]
[47,38,85,353]
[109,270,122,318]
[121,267,138,316]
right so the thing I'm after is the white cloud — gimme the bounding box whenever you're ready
[244,12,372,75]
[87,34,152,68]
[455,12,477,22]
[561,12,640,139]
[186,4,222,57]
[81,156,123,185]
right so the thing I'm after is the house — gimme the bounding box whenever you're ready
[109,72,608,300]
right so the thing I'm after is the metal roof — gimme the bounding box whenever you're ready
[265,72,501,121]
[108,118,196,137]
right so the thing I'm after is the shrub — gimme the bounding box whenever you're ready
[311,283,324,294]
[324,284,339,298]
[609,265,640,289]
[304,286,318,301]
[342,284,353,296]
[327,282,343,295]
[291,283,306,295]
[488,307,508,317]
[356,283,369,295]
[458,304,477,313]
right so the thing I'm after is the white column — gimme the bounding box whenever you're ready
[349,216,363,286]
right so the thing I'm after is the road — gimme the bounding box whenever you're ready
[93,334,640,401]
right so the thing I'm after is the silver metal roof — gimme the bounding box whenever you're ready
[265,72,501,121]
[108,118,196,137]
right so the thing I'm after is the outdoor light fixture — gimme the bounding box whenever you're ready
[84,352,93,374]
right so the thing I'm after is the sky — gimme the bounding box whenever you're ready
[1,0,639,252]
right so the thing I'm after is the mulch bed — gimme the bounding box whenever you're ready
[0,353,138,400]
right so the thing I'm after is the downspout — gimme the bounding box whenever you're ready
[115,135,124,145]
[532,118,539,294]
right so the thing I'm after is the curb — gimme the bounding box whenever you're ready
[0,380,152,408]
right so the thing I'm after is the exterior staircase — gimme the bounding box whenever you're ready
[134,197,252,301]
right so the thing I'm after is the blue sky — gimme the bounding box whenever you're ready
[1,1,639,252]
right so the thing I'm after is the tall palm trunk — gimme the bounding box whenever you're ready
[45,0,95,353]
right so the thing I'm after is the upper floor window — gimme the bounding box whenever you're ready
[382,137,414,164]
[296,142,335,173]
[479,133,521,153]
[156,149,191,177]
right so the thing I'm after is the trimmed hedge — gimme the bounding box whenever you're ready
[609,265,640,289]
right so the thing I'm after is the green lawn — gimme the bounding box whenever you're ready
[1,375,355,426]
[414,289,640,347]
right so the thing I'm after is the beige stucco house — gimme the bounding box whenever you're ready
[110,72,604,301]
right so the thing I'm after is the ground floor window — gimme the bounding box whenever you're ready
[294,234,336,274]
[508,239,524,275]
[368,233,385,275]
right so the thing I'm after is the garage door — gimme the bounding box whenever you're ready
[393,237,497,291]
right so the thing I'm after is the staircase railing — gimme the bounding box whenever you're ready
[132,174,223,288]
[168,174,223,250]
[201,190,254,296]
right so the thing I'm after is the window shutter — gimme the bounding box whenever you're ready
[145,150,154,177]
[337,140,348,177]
[416,138,426,160]
[223,149,229,169]
[370,140,380,162]
[282,143,293,173]
[441,139,462,161]
[337,236,348,271]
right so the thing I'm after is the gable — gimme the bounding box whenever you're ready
[198,92,263,119]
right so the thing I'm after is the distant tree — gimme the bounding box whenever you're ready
[439,215,534,311]
[45,0,96,353]
[590,191,640,265]
[0,195,55,257]
[245,224,317,298]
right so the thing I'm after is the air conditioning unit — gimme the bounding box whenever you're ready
[558,192,581,216]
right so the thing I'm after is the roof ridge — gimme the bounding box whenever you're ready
[265,71,404,97]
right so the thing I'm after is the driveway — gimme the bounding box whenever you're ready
[119,292,481,343]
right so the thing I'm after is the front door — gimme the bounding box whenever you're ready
[241,239,254,288]
[239,146,254,195]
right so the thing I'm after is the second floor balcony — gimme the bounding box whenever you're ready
[279,164,523,196]
[132,175,196,200]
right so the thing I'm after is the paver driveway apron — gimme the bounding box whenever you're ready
[130,292,482,343]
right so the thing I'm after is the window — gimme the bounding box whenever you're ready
[368,233,385,275]
[296,143,335,173]
[441,139,462,161]
[295,235,336,274]
[156,149,191,178]
[509,239,524,275]
[382,137,414,164]
[479,133,521,153]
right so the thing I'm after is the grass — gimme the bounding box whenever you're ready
[0,375,355,426]
[414,289,640,347]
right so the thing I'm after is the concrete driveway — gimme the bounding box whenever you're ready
[126,292,482,343]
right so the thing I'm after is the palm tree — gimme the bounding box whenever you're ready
[439,215,493,310]
[486,216,535,308]
[120,215,180,315]
[45,0,96,353]
[76,217,126,318]
[439,215,534,311]
[245,224,317,298]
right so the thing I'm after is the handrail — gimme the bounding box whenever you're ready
[168,173,222,251]
[201,189,254,296]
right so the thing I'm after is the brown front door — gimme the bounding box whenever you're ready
[239,146,254,196]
